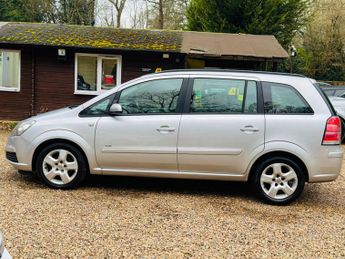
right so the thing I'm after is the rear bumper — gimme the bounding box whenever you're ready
[308,149,343,183]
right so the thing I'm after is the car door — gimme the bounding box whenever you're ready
[177,77,265,175]
[95,77,187,173]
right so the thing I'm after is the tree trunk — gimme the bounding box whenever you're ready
[117,10,122,27]
[158,0,164,29]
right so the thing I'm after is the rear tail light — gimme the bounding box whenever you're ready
[322,116,341,145]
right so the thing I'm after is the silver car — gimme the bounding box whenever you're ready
[5,70,343,204]
[0,232,11,259]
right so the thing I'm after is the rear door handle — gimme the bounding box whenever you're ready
[240,126,259,133]
[156,126,176,134]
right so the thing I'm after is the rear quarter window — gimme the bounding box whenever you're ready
[262,82,313,114]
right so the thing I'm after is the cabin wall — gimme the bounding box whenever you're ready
[0,45,183,120]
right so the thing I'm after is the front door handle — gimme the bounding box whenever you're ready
[240,126,259,133]
[156,125,176,134]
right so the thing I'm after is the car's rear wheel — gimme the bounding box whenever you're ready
[251,157,305,205]
[36,143,87,189]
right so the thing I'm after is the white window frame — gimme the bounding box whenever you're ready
[0,49,21,92]
[74,53,122,95]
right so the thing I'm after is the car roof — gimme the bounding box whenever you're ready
[137,69,311,85]
[155,69,307,78]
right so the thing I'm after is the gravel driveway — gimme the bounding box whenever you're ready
[1,130,345,258]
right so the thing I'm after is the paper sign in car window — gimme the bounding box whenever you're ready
[228,87,237,96]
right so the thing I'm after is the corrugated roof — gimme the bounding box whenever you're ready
[181,31,289,59]
[0,22,288,59]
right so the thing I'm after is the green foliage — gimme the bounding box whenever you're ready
[0,0,95,25]
[0,0,30,22]
[187,0,310,47]
[292,15,345,81]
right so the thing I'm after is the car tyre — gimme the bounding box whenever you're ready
[36,143,87,189]
[251,156,305,205]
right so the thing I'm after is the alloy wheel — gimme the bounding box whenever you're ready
[42,149,78,185]
[260,163,298,200]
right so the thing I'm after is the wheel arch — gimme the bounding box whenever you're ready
[32,138,90,173]
[248,151,309,183]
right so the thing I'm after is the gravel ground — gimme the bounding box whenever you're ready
[1,131,345,258]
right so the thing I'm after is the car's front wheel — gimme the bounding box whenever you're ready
[251,157,306,205]
[36,143,87,189]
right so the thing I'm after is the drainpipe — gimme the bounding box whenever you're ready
[31,47,36,116]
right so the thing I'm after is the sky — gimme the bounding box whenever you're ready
[96,0,147,28]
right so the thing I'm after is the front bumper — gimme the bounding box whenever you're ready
[5,135,33,171]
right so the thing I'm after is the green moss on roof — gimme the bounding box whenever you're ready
[0,23,182,52]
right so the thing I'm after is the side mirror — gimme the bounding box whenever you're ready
[109,103,123,115]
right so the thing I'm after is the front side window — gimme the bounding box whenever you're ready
[75,54,121,94]
[190,78,258,113]
[262,82,313,114]
[80,94,115,116]
[118,79,183,114]
[0,50,20,91]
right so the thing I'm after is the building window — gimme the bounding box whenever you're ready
[0,50,21,92]
[75,53,121,95]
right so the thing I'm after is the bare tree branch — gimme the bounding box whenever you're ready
[107,0,128,28]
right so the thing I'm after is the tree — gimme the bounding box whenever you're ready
[58,0,96,25]
[187,0,310,47]
[0,0,96,25]
[129,0,149,29]
[2,0,43,23]
[291,0,345,80]
[146,0,189,30]
[147,0,164,29]
[106,0,127,28]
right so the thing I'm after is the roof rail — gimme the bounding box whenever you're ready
[156,69,306,78]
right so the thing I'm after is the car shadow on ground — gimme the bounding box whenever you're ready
[18,172,256,201]
[84,174,256,199]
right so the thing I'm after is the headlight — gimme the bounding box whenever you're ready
[11,120,36,136]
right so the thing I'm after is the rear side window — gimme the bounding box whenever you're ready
[190,79,258,113]
[262,82,313,114]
